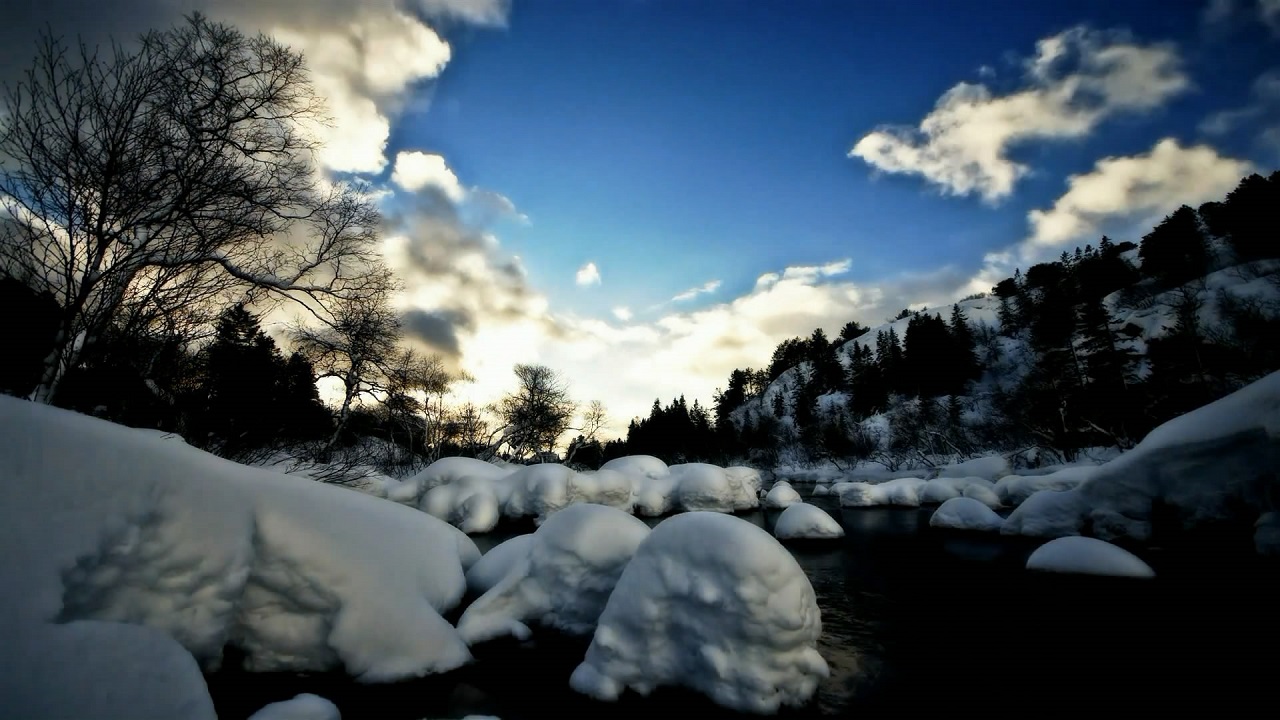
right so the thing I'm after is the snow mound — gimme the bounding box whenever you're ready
[936,454,1011,481]
[1001,489,1087,538]
[457,505,651,644]
[838,477,926,507]
[570,512,828,713]
[0,394,474,712]
[632,474,680,517]
[1073,370,1280,543]
[774,503,845,540]
[764,480,802,509]
[248,694,341,720]
[392,457,514,506]
[929,497,1004,532]
[600,454,670,481]
[724,466,765,510]
[672,463,748,513]
[995,466,1094,506]
[466,534,534,595]
[920,476,1001,507]
[1026,537,1155,578]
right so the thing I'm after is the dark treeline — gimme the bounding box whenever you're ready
[607,171,1280,468]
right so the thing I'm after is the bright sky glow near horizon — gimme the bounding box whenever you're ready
[4,0,1279,434]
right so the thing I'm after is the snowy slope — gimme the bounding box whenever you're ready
[0,395,480,715]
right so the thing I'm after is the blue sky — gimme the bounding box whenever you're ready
[392,0,1278,322]
[9,0,1278,425]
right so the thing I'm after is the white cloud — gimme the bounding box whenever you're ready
[962,138,1252,295]
[612,307,633,322]
[391,151,467,201]
[416,0,511,27]
[1263,0,1280,33]
[576,262,602,287]
[849,26,1188,203]
[671,279,722,303]
[1199,68,1280,137]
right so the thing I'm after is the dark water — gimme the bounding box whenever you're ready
[207,493,1280,718]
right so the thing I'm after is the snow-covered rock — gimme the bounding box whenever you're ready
[600,454,670,482]
[465,534,534,595]
[570,512,829,713]
[457,505,651,645]
[994,466,1094,506]
[764,480,802,509]
[1074,370,1280,544]
[672,463,746,513]
[1026,537,1155,578]
[930,497,1005,532]
[724,466,765,510]
[632,474,680,517]
[838,477,926,507]
[812,484,830,496]
[919,476,1001,507]
[774,503,845,540]
[1001,488,1087,538]
[248,694,341,720]
[0,393,475,716]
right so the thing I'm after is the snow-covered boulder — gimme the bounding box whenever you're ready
[764,480,802,509]
[394,457,514,506]
[600,454,670,482]
[248,694,341,720]
[774,503,845,540]
[724,466,765,510]
[919,476,1000,507]
[572,469,635,512]
[465,534,535,595]
[994,466,1094,506]
[633,474,680,516]
[570,512,829,713]
[929,497,1004,532]
[812,484,830,496]
[457,505,650,645]
[1026,537,1155,578]
[1001,488,1087,538]
[671,463,743,513]
[838,477,926,507]
[1074,371,1280,544]
[503,463,580,524]
[0,394,475,714]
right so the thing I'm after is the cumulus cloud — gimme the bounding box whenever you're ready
[849,26,1188,203]
[612,307,633,322]
[961,138,1252,296]
[671,279,722,303]
[576,262,602,287]
[392,151,467,201]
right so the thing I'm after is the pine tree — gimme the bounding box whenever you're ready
[948,303,980,391]
[1139,205,1209,286]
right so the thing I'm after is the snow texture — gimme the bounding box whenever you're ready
[465,534,534,595]
[936,454,1011,481]
[764,480,803,509]
[248,694,341,720]
[1001,488,1088,538]
[456,505,651,645]
[811,484,831,496]
[570,512,829,714]
[1025,537,1155,578]
[919,476,1002,508]
[994,466,1094,506]
[774,503,845,540]
[929,497,1005,532]
[0,393,476,719]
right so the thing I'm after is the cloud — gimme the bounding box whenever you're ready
[1201,0,1280,35]
[1266,0,1280,33]
[401,308,473,356]
[612,307,633,322]
[392,151,467,201]
[962,138,1252,295]
[1199,68,1280,140]
[849,26,1189,203]
[576,262,602,287]
[416,0,511,27]
[671,279,722,303]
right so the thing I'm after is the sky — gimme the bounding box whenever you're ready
[4,0,1279,435]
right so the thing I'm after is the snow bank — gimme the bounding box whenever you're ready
[764,480,802,509]
[457,505,650,644]
[0,393,475,716]
[1026,537,1155,578]
[774,503,845,540]
[465,534,534,595]
[994,466,1094,506]
[838,477,926,507]
[570,512,828,713]
[1074,370,1280,543]
[929,497,1004,532]
[248,694,341,720]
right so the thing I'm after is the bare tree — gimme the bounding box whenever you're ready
[495,363,577,460]
[291,269,400,460]
[0,15,381,405]
[563,399,608,465]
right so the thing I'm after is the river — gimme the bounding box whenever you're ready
[207,489,1279,717]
